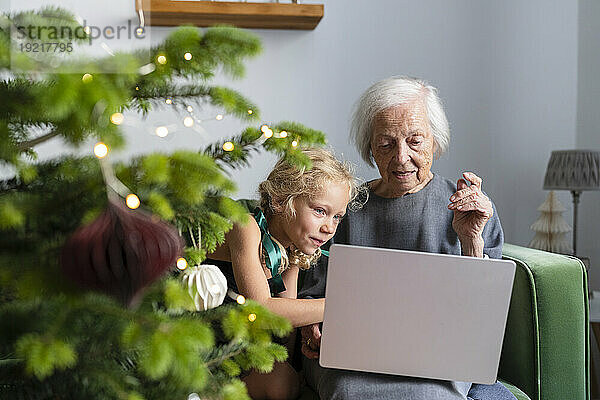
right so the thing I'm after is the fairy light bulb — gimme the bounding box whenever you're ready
[291,140,298,147]
[135,27,144,37]
[247,109,253,115]
[83,26,91,35]
[187,105,193,112]
[157,55,167,64]
[110,112,124,125]
[82,73,93,83]
[183,116,194,127]
[248,313,257,322]
[264,128,273,138]
[215,114,224,121]
[135,86,140,91]
[223,142,234,151]
[260,124,269,133]
[165,98,172,105]
[236,295,246,305]
[279,130,288,138]
[155,126,169,137]
[176,257,188,270]
[184,52,192,60]
[126,194,140,209]
[93,142,108,158]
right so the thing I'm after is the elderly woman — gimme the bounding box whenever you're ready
[298,76,515,400]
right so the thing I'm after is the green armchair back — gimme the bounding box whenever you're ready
[498,244,589,400]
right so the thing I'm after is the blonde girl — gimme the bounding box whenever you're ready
[206,147,361,400]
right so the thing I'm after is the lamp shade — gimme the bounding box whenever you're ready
[543,150,600,191]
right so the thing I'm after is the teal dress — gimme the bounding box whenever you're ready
[205,208,288,300]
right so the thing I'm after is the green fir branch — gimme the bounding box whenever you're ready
[1,7,324,399]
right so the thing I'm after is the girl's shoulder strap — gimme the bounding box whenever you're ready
[252,208,286,294]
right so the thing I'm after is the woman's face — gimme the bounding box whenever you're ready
[370,101,436,198]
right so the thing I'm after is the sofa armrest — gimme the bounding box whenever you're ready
[499,243,590,400]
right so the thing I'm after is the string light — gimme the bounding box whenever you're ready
[135,86,140,91]
[165,98,172,105]
[247,109,253,115]
[260,124,273,138]
[136,0,145,32]
[291,140,298,147]
[135,27,144,37]
[82,73,93,83]
[223,142,234,151]
[215,114,224,121]
[184,52,192,60]
[176,257,188,270]
[187,105,193,112]
[279,130,288,138]
[126,194,140,209]
[248,313,257,322]
[155,126,169,137]
[110,112,124,125]
[157,55,167,65]
[83,26,91,35]
[93,142,108,158]
[236,295,246,305]
[183,116,194,127]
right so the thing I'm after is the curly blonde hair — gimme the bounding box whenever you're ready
[258,147,365,271]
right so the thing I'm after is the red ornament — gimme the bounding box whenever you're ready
[61,200,183,307]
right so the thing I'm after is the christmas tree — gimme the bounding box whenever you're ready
[529,191,572,254]
[0,7,326,399]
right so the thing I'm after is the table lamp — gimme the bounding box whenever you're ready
[543,150,600,255]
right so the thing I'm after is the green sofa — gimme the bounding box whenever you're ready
[298,244,590,400]
[497,244,589,400]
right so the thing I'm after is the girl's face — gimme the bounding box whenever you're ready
[284,182,350,255]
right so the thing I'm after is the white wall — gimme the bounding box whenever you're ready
[6,1,593,284]
[577,0,600,289]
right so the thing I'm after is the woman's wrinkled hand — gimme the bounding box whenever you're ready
[300,323,321,360]
[448,172,493,242]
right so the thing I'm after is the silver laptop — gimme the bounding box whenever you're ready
[319,244,516,384]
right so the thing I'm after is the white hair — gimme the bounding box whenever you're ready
[350,76,450,167]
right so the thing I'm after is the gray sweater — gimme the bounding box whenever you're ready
[299,173,504,299]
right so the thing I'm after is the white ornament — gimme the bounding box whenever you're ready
[182,264,228,311]
[529,191,572,254]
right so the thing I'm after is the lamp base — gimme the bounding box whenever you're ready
[571,190,581,256]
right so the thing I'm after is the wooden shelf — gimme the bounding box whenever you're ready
[137,1,324,30]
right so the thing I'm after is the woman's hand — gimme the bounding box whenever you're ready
[301,323,321,360]
[448,172,493,255]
